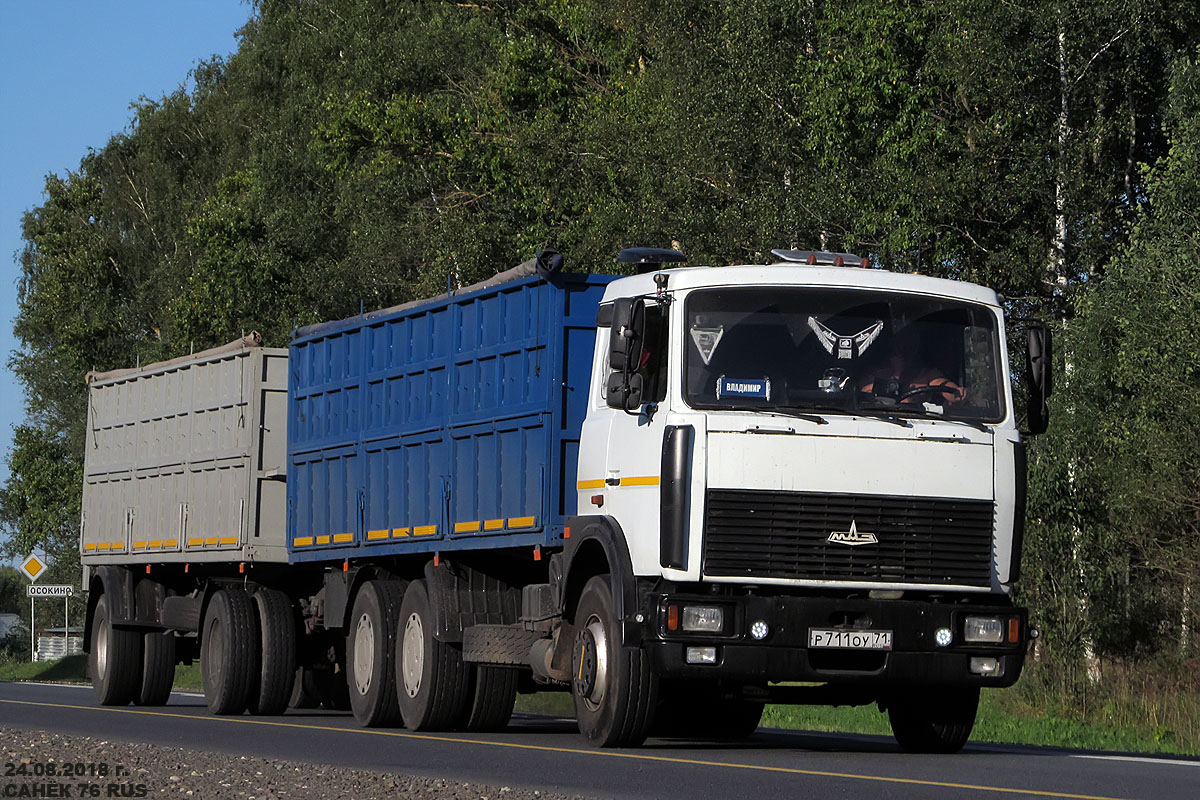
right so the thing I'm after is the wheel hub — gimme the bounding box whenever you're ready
[573,618,608,710]
[352,612,375,696]
[401,612,425,698]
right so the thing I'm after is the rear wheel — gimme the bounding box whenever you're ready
[90,594,142,706]
[249,588,297,716]
[135,630,175,706]
[347,580,406,727]
[395,579,470,730]
[888,687,979,753]
[201,588,258,715]
[459,666,519,732]
[571,576,657,747]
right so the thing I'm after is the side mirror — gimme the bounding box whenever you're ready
[606,372,644,411]
[608,298,645,372]
[1025,324,1052,435]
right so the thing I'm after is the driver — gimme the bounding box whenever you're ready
[860,328,964,405]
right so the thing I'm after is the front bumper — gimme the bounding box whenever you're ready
[640,592,1027,687]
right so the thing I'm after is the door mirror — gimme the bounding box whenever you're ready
[608,298,645,372]
[606,371,644,411]
[1025,324,1052,435]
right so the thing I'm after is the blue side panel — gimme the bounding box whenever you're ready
[287,273,616,563]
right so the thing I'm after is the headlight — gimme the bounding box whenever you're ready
[682,605,725,633]
[964,616,1005,643]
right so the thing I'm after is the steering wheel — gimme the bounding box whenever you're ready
[898,383,963,402]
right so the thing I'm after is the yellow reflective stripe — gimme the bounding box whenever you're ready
[367,530,390,541]
[84,544,97,551]
[187,538,204,547]
[111,543,126,551]
[619,476,660,487]
[164,539,178,548]
[454,521,481,533]
[149,540,163,549]
[293,537,314,547]
[316,535,331,545]
[576,479,605,490]
[97,543,111,551]
[133,541,148,550]
[484,519,504,531]
[414,525,437,537]
[204,537,219,546]
[219,537,239,546]
[508,516,536,529]
[333,533,354,543]
[391,528,410,538]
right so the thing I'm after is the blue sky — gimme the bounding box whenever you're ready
[0,1,253,550]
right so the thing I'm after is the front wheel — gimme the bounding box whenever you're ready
[571,576,657,747]
[887,686,979,753]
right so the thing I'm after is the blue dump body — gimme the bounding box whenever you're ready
[286,273,617,563]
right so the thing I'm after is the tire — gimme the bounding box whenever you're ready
[395,579,470,730]
[249,589,297,716]
[135,631,176,706]
[462,625,543,666]
[89,594,142,706]
[888,687,979,753]
[201,588,258,715]
[459,666,519,732]
[571,576,658,747]
[289,666,322,709]
[653,682,763,741]
[347,580,406,727]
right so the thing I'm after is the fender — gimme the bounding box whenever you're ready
[561,515,640,641]
[83,565,136,652]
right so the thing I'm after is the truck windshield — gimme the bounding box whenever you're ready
[684,287,1004,423]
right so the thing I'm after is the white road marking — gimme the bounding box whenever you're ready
[1072,754,1200,768]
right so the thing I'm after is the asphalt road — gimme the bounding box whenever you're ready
[1,682,1196,800]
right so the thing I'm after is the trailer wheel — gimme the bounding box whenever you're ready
[135,631,176,706]
[347,580,406,727]
[459,666,518,732]
[201,588,258,715]
[888,687,979,753]
[571,576,658,747]
[249,589,297,716]
[395,579,469,730]
[90,594,142,706]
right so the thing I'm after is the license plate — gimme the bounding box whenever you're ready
[808,628,893,650]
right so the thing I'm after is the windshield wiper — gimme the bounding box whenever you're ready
[776,405,910,427]
[860,403,991,432]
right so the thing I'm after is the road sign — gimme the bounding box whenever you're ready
[26,584,74,598]
[19,553,47,582]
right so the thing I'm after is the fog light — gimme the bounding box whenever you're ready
[750,620,769,640]
[686,646,718,665]
[682,605,725,633]
[970,657,1004,677]
[965,616,1004,643]
[934,627,953,647]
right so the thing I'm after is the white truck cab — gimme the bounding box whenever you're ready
[564,250,1049,751]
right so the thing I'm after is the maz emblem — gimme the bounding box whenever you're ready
[827,520,878,546]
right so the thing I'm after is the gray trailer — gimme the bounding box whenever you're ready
[80,335,289,566]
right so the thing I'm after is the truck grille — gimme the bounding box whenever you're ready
[703,489,993,587]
